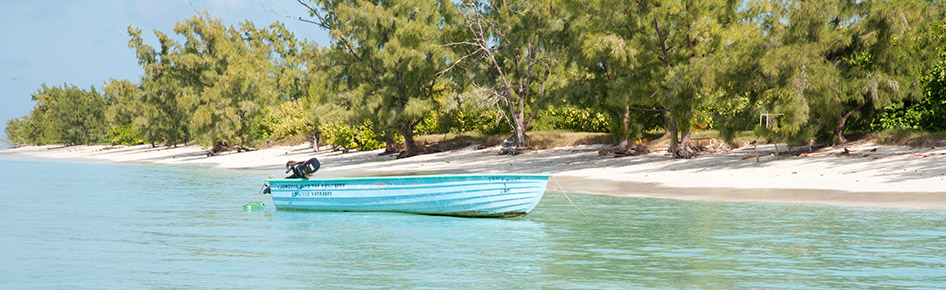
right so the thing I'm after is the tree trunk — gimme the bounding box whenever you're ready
[678,129,697,158]
[754,142,759,162]
[610,108,646,157]
[309,125,321,152]
[666,113,697,159]
[383,133,399,155]
[398,120,423,158]
[617,105,631,150]
[774,143,780,160]
[514,124,528,149]
[613,127,632,155]
[835,101,867,144]
[510,102,528,149]
[616,138,631,151]
[666,114,682,157]
[511,103,528,148]
[146,125,155,148]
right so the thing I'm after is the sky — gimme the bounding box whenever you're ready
[0,0,330,140]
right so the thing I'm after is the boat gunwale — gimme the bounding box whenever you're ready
[266,173,551,183]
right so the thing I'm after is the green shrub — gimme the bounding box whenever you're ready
[420,108,509,135]
[320,121,386,151]
[105,125,145,145]
[535,105,611,132]
[252,99,312,143]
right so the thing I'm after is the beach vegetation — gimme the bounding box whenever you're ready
[104,125,145,146]
[296,0,460,157]
[870,128,946,147]
[444,0,572,151]
[415,130,611,151]
[873,20,946,132]
[125,27,191,147]
[534,106,611,133]
[5,0,946,158]
[320,121,389,152]
[6,84,109,145]
[4,116,33,146]
[253,98,310,141]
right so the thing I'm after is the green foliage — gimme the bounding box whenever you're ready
[126,28,191,146]
[301,0,458,155]
[7,2,946,153]
[102,78,155,145]
[916,40,946,131]
[4,116,33,145]
[253,99,312,142]
[420,109,509,135]
[120,14,311,149]
[319,122,386,152]
[565,0,661,146]
[450,0,571,148]
[535,106,611,133]
[174,15,281,149]
[918,94,946,132]
[872,102,925,130]
[418,87,509,135]
[6,84,109,145]
[105,125,145,145]
[742,0,937,145]
[873,42,946,131]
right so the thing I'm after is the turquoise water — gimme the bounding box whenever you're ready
[1,157,944,289]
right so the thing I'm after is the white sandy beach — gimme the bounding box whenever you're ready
[4,141,946,210]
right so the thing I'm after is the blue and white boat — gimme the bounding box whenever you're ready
[266,174,549,217]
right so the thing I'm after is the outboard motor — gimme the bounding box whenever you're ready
[286,158,320,179]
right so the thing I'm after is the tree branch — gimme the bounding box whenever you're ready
[295,0,330,29]
[628,106,668,112]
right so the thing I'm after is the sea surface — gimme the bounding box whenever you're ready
[1,156,945,289]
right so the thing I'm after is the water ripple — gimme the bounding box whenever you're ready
[1,158,944,289]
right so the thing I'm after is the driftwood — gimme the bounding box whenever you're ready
[608,144,648,157]
[747,141,828,160]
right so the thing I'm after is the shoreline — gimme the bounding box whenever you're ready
[4,142,946,210]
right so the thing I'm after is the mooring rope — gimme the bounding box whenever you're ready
[550,175,590,220]
[253,183,266,202]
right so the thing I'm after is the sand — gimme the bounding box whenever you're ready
[3,141,945,210]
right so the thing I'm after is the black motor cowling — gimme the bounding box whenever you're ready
[287,158,320,179]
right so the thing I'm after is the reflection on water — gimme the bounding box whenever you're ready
[1,158,944,289]
[269,212,547,288]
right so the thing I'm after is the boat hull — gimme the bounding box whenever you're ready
[267,174,549,217]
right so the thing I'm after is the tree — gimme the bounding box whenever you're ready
[103,78,146,145]
[298,0,459,157]
[302,44,343,151]
[103,78,141,128]
[4,116,34,146]
[15,84,108,145]
[565,0,664,152]
[750,0,936,145]
[880,18,946,132]
[171,15,279,151]
[446,0,570,150]
[264,22,310,102]
[631,0,740,158]
[129,13,311,151]
[714,0,824,147]
[918,23,946,131]
[828,0,933,143]
[127,26,190,147]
